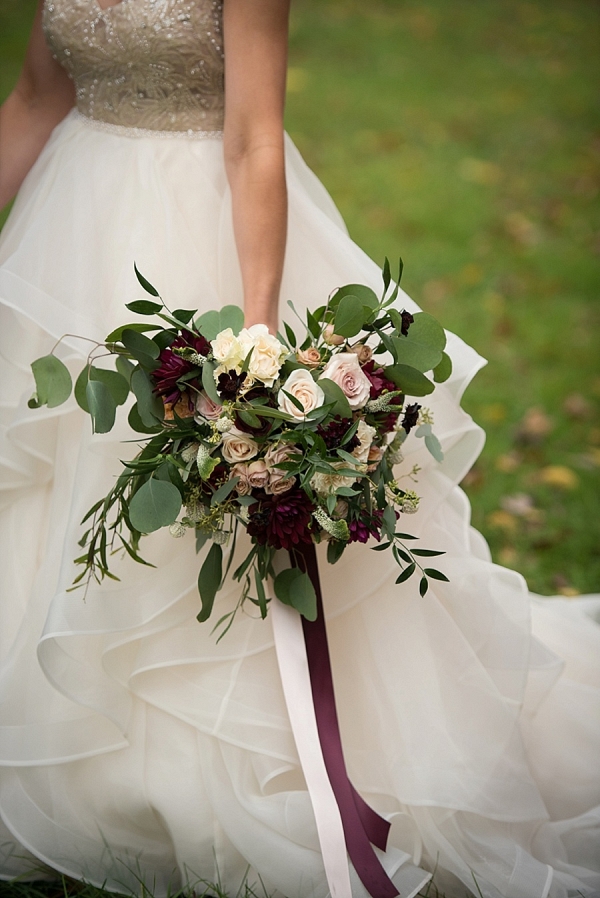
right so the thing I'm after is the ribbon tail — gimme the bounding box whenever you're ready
[271,594,353,898]
[294,544,400,898]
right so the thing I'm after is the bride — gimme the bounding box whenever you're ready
[0,1,598,896]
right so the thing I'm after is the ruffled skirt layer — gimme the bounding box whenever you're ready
[0,111,599,898]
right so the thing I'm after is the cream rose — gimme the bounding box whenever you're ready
[296,347,322,368]
[237,324,287,387]
[278,368,325,420]
[319,352,372,410]
[221,427,259,464]
[195,391,223,421]
[310,463,359,496]
[352,419,376,464]
[211,328,243,372]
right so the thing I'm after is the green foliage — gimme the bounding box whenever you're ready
[197,541,223,622]
[273,567,318,620]
[29,355,72,409]
[128,478,182,533]
[196,305,244,340]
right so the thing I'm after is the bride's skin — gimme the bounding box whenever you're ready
[0,0,290,336]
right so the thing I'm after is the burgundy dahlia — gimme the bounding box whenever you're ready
[348,509,384,544]
[247,489,314,551]
[362,361,396,400]
[152,330,210,403]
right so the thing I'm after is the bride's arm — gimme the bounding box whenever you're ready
[0,1,74,210]
[222,0,291,335]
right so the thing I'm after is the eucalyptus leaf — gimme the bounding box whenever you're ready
[77,367,129,413]
[129,478,182,533]
[433,351,453,384]
[425,433,444,462]
[331,283,379,311]
[122,329,160,368]
[86,380,117,434]
[383,365,435,397]
[128,402,161,434]
[219,305,245,336]
[290,571,318,621]
[195,309,221,341]
[197,542,223,622]
[202,360,222,405]
[211,476,240,506]
[30,355,73,409]
[334,294,365,338]
[116,355,136,384]
[131,367,164,426]
[391,336,442,373]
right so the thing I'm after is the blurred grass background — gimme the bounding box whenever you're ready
[1,0,599,598]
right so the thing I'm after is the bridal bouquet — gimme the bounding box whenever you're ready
[29,260,450,636]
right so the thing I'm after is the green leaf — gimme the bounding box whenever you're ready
[116,355,136,384]
[391,336,442,373]
[411,549,446,557]
[425,433,444,463]
[284,322,297,348]
[76,366,130,413]
[382,258,391,293]
[395,563,415,584]
[197,542,223,622]
[327,539,346,564]
[306,309,321,340]
[273,567,317,621]
[131,367,164,426]
[419,576,429,597]
[30,355,73,408]
[382,504,396,539]
[331,283,379,312]
[129,478,182,533]
[254,568,269,619]
[211,476,240,506]
[334,295,366,338]
[122,328,160,368]
[383,365,434,397]
[126,299,163,315]
[424,568,450,582]
[318,377,353,418]
[128,402,161,434]
[86,379,117,433]
[195,310,221,341]
[105,322,161,343]
[219,305,245,336]
[433,351,453,384]
[202,360,222,405]
[172,308,196,325]
[134,263,160,297]
[238,409,262,429]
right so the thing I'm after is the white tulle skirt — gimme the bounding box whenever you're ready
[0,110,599,898]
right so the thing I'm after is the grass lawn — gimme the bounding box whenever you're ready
[0,1,598,896]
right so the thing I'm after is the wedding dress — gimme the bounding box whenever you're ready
[0,2,599,896]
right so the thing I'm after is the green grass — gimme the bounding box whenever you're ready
[0,1,598,894]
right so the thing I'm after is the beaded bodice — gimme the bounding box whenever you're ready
[42,0,225,133]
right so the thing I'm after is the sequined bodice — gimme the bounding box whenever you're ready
[43,0,225,133]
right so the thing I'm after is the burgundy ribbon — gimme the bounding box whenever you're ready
[290,544,400,898]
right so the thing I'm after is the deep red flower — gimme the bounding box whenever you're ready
[247,488,314,551]
[399,310,414,336]
[348,509,383,544]
[401,402,421,434]
[152,330,209,403]
[316,416,360,452]
[362,360,396,399]
[217,369,247,401]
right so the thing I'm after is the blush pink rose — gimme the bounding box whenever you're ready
[195,391,223,421]
[319,352,372,410]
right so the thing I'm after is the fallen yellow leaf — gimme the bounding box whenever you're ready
[539,465,580,490]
